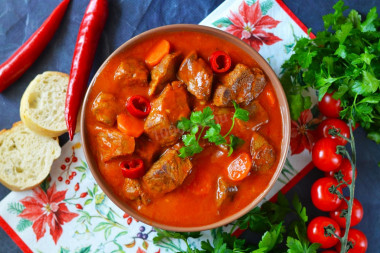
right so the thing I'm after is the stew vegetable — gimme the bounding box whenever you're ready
[85,31,283,227]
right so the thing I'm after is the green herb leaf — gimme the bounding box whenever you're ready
[154,193,315,252]
[179,141,203,158]
[177,104,250,158]
[228,135,245,156]
[360,6,378,32]
[280,0,380,143]
[258,223,284,251]
[335,22,353,43]
[177,117,192,131]
[287,237,320,253]
[292,194,308,223]
[288,94,312,120]
[190,107,214,126]
[335,44,347,59]
[233,101,250,121]
[348,9,361,28]
[204,124,226,145]
[368,131,380,144]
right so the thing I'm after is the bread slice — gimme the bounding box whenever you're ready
[20,71,69,137]
[0,122,61,191]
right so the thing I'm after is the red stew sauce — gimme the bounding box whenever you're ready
[85,31,283,227]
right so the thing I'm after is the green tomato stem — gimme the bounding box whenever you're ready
[338,120,357,253]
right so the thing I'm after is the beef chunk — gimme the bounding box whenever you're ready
[122,178,142,200]
[142,149,192,196]
[236,101,269,131]
[250,132,275,171]
[134,135,161,167]
[216,177,238,208]
[213,85,233,107]
[251,67,266,98]
[114,59,149,86]
[122,178,151,205]
[213,64,267,106]
[149,52,181,96]
[178,51,213,100]
[96,129,135,162]
[91,92,119,126]
[144,81,190,147]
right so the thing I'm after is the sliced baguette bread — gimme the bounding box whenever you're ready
[20,71,69,137]
[0,122,61,191]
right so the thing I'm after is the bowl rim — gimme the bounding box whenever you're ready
[81,24,290,232]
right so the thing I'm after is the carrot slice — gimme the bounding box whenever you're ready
[227,152,252,181]
[264,86,276,107]
[117,113,144,138]
[145,39,170,67]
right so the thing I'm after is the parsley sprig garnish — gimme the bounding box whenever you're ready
[153,192,320,252]
[281,0,380,143]
[281,1,373,251]
[177,102,249,158]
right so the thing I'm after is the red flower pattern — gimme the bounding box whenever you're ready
[18,183,78,244]
[225,0,282,51]
[291,109,321,155]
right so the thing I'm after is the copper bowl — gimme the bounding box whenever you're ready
[81,24,290,232]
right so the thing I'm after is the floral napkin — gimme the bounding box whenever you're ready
[0,0,316,252]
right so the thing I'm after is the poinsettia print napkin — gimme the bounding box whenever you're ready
[0,1,317,252]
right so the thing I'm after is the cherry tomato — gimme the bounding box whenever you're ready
[325,158,357,186]
[336,229,367,253]
[312,138,343,172]
[317,118,350,146]
[319,92,342,118]
[311,177,342,211]
[330,198,363,228]
[307,216,341,249]
[321,251,338,253]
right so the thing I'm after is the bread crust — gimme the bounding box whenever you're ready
[20,71,70,137]
[0,122,61,191]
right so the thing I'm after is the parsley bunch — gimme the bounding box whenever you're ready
[281,0,380,143]
[177,102,249,158]
[153,193,320,252]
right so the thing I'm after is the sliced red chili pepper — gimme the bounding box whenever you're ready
[65,0,108,140]
[209,51,232,73]
[120,159,145,179]
[126,95,151,118]
[0,0,70,92]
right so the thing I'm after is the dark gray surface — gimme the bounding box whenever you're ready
[0,0,379,252]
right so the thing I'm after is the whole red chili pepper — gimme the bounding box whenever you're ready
[120,159,145,179]
[65,0,108,140]
[209,51,232,73]
[0,0,70,93]
[126,95,151,118]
